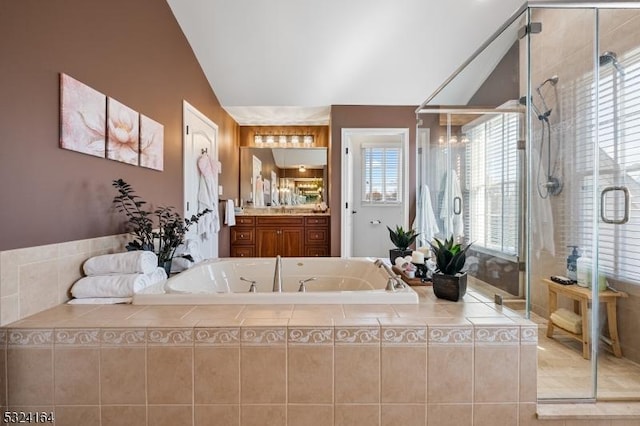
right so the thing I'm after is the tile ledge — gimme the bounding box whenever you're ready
[537,401,640,420]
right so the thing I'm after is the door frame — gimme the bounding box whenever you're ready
[182,100,219,258]
[341,128,410,258]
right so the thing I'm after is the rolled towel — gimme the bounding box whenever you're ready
[83,251,158,276]
[148,266,168,284]
[71,273,153,298]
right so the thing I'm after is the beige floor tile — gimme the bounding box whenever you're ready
[195,404,240,426]
[381,346,426,403]
[287,404,333,426]
[288,346,333,403]
[241,404,286,426]
[241,347,286,403]
[7,348,53,406]
[335,346,380,403]
[101,347,146,404]
[381,404,425,426]
[55,405,100,426]
[147,347,193,404]
[473,403,518,426]
[148,405,193,426]
[335,404,379,426]
[101,405,146,426]
[427,403,472,426]
[195,346,240,404]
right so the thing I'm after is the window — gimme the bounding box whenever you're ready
[361,144,402,204]
[464,112,520,256]
[575,47,640,282]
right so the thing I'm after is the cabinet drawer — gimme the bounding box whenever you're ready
[256,216,304,226]
[305,228,328,244]
[305,246,329,257]
[231,228,255,245]
[231,246,255,257]
[305,216,329,226]
[235,216,255,226]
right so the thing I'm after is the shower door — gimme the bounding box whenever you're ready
[417,108,524,297]
[530,5,640,400]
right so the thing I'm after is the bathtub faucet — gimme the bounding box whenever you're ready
[374,258,407,291]
[273,255,283,292]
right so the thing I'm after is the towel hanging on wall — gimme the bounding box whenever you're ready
[412,184,439,246]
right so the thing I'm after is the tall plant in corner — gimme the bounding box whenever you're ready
[112,179,211,272]
[428,236,472,302]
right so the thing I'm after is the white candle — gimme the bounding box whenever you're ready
[417,246,431,257]
[411,251,425,264]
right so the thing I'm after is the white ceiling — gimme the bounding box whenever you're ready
[167,0,525,125]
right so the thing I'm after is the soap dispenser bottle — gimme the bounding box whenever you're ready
[566,246,580,282]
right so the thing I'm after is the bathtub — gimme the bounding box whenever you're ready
[133,257,419,304]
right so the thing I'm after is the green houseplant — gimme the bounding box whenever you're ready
[387,225,419,264]
[428,236,472,301]
[112,179,211,274]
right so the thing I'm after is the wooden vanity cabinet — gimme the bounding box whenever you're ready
[305,216,330,256]
[230,216,255,257]
[230,215,329,257]
[256,216,304,257]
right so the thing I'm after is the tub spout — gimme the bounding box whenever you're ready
[273,255,283,292]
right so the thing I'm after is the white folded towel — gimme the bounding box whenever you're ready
[225,199,236,226]
[67,297,132,305]
[71,267,167,298]
[83,251,158,276]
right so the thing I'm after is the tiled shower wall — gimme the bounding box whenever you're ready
[1,322,539,426]
[0,235,129,326]
[526,8,640,364]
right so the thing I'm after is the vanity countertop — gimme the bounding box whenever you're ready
[237,208,330,216]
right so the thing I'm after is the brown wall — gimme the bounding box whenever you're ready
[0,0,239,253]
[329,106,418,256]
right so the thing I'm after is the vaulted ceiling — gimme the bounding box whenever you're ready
[167,0,525,124]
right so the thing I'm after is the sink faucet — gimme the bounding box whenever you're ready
[374,258,407,291]
[273,255,283,292]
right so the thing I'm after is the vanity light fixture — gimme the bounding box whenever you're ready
[251,133,316,147]
[299,165,306,172]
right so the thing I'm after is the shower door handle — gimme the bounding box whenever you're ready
[453,196,462,215]
[600,186,630,224]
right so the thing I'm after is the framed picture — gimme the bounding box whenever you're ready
[107,97,139,165]
[60,74,106,158]
[140,114,164,171]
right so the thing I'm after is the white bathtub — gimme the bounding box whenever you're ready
[133,257,418,304]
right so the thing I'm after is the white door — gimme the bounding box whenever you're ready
[183,101,218,259]
[342,129,409,258]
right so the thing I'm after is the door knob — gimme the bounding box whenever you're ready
[352,210,358,214]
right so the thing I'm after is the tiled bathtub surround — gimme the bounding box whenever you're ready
[3,289,637,425]
[0,292,544,426]
[0,234,129,326]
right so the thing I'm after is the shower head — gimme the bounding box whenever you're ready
[600,51,626,76]
[537,75,559,90]
[535,75,559,118]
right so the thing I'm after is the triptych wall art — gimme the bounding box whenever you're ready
[60,73,164,171]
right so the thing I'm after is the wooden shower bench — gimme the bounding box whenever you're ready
[544,278,627,360]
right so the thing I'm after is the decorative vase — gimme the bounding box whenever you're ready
[161,259,172,276]
[432,272,467,301]
[389,249,412,265]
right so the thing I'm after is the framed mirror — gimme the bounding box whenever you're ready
[240,147,328,207]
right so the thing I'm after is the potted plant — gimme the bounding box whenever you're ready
[112,179,211,275]
[387,225,419,264]
[428,236,472,301]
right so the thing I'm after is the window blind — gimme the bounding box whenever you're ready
[362,146,402,204]
[577,47,640,282]
[464,113,520,256]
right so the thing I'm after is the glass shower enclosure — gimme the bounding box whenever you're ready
[417,1,640,401]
